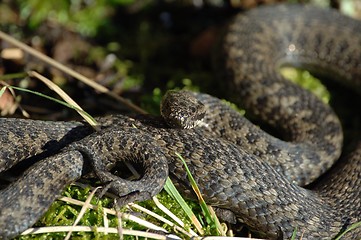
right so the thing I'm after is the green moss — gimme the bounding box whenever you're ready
[280,67,331,103]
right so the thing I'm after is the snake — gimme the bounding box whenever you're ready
[0,3,360,240]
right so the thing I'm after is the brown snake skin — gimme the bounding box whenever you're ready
[0,3,360,240]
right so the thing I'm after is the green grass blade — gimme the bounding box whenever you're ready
[164,177,204,235]
[174,152,224,236]
[334,221,361,240]
[290,227,297,240]
[0,86,6,97]
[6,86,97,124]
[0,72,27,80]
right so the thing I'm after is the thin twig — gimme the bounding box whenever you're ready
[58,196,169,233]
[64,187,101,240]
[21,226,171,239]
[28,71,99,129]
[0,30,147,114]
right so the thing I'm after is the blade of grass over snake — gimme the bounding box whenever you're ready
[175,152,224,236]
[164,177,204,235]
[290,227,298,240]
[334,222,361,240]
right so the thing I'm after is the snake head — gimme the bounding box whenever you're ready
[160,90,206,129]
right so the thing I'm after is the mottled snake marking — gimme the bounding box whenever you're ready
[0,4,360,240]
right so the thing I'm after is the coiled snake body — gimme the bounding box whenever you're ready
[0,4,360,240]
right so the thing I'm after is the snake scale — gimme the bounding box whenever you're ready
[0,3,360,239]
